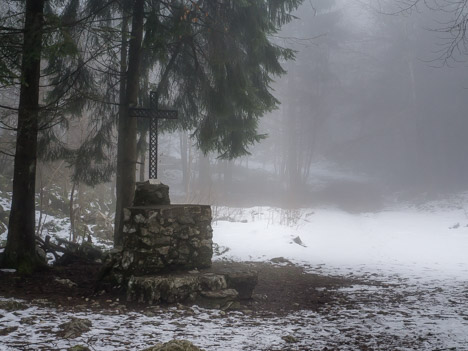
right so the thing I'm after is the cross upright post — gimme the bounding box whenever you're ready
[129,91,178,180]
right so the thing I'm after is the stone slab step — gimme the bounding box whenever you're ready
[126,270,257,307]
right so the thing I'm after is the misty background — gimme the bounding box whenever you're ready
[149,0,468,211]
[2,0,468,213]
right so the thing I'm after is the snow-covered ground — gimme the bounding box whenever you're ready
[1,197,468,350]
[212,204,468,350]
[213,202,468,280]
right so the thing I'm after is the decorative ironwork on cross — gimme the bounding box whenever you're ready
[129,91,178,179]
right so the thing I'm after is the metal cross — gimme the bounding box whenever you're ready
[129,91,178,179]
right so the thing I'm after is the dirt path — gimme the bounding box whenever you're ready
[0,260,357,314]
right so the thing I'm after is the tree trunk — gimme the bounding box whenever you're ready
[114,0,144,246]
[114,12,129,246]
[139,142,146,182]
[2,0,45,273]
[69,181,76,242]
[179,131,189,195]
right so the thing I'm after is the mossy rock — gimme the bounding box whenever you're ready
[0,300,28,312]
[68,346,91,351]
[142,340,205,351]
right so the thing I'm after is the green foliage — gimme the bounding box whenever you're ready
[3,0,302,189]
[0,2,24,87]
[38,0,116,187]
[140,0,302,159]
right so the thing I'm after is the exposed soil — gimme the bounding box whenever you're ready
[0,259,357,314]
[211,260,356,314]
[1,260,465,350]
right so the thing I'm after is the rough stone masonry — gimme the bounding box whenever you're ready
[121,204,213,275]
[108,180,257,308]
[119,181,213,275]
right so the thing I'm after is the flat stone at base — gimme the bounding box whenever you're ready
[197,289,239,309]
[142,340,205,351]
[126,270,258,308]
[127,275,199,304]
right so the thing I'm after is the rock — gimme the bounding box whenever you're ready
[54,277,77,288]
[223,270,258,300]
[0,300,27,311]
[221,300,241,311]
[199,288,238,299]
[142,340,205,351]
[58,318,92,339]
[68,346,91,351]
[127,275,200,304]
[198,289,238,309]
[126,270,257,308]
[292,235,306,247]
[199,273,227,291]
[0,326,18,336]
[20,317,35,325]
[282,335,298,343]
[134,181,170,206]
[270,257,292,265]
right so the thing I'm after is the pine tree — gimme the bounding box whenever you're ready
[0,0,115,271]
[2,0,46,273]
[112,0,303,245]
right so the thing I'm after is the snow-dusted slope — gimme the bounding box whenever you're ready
[1,197,468,350]
[213,202,468,280]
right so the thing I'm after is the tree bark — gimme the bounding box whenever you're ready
[2,0,45,273]
[179,131,189,195]
[114,0,144,246]
[114,14,129,246]
[69,181,76,242]
[139,143,146,182]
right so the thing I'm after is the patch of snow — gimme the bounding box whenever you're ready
[1,282,467,351]
[2,195,468,349]
[213,205,468,281]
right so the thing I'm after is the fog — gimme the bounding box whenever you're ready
[1,3,468,348]
[1,0,467,211]
[157,0,468,210]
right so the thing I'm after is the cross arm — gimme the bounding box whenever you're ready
[129,108,178,119]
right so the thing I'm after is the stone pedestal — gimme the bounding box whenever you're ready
[120,205,213,275]
[107,181,257,308]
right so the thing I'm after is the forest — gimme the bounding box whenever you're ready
[0,0,468,350]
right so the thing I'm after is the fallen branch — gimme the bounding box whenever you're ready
[35,235,103,265]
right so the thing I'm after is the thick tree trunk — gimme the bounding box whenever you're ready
[114,0,144,246]
[2,0,45,273]
[114,15,129,246]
